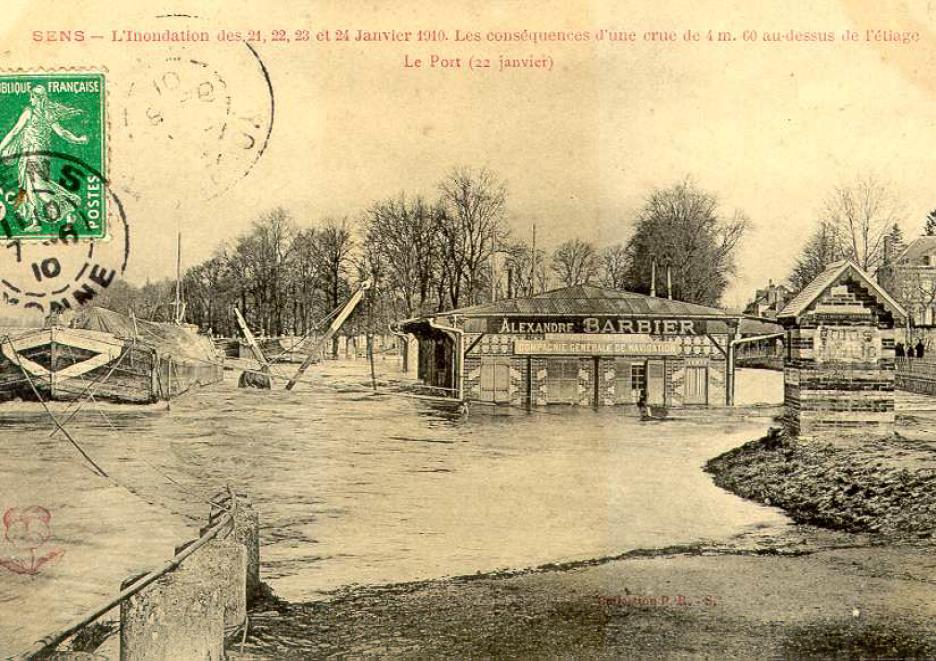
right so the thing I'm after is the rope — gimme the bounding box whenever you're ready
[52,347,132,433]
[3,336,224,522]
[56,345,196,493]
[255,299,349,360]
[3,336,110,478]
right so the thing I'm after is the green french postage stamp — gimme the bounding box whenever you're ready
[0,72,106,240]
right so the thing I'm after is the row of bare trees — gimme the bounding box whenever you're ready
[97,169,751,336]
[97,211,354,337]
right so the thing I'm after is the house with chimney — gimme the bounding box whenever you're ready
[877,235,936,326]
[744,279,791,319]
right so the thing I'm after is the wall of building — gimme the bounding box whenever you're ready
[783,282,896,437]
[460,331,729,408]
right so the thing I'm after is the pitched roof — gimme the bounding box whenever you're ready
[444,284,736,318]
[894,236,936,265]
[777,260,906,321]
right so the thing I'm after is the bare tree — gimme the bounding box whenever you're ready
[788,221,844,293]
[904,269,936,326]
[600,244,628,289]
[363,194,443,318]
[252,208,296,335]
[550,239,601,287]
[183,254,229,333]
[313,218,354,355]
[823,175,902,273]
[314,218,354,310]
[437,166,507,308]
[289,228,323,334]
[501,238,547,298]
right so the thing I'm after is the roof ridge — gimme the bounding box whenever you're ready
[778,260,905,320]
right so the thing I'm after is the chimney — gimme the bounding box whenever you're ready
[883,235,894,266]
[650,259,657,297]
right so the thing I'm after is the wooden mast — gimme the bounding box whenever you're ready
[285,279,372,390]
[174,232,183,324]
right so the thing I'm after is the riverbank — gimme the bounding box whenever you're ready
[228,422,936,659]
[705,428,936,540]
[231,535,936,659]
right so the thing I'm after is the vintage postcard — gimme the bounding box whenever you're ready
[1,1,935,659]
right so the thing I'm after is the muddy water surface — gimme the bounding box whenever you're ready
[0,362,787,653]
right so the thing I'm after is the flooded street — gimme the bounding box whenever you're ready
[0,362,788,654]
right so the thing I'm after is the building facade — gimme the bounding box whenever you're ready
[744,280,791,319]
[397,285,742,408]
[877,235,936,326]
[779,260,905,437]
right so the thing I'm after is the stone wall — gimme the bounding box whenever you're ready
[531,357,548,406]
[119,490,259,659]
[597,357,617,406]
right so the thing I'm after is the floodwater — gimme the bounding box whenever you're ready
[0,361,788,654]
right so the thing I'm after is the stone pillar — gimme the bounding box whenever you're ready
[209,490,260,605]
[180,537,247,634]
[119,563,224,660]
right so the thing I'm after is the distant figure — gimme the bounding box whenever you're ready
[637,392,650,419]
[459,400,470,419]
[895,342,905,358]
[239,364,272,389]
[917,340,926,359]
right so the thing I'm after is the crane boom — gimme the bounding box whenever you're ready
[285,280,372,390]
[234,307,270,368]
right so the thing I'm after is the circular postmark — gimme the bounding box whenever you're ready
[0,151,129,315]
[120,24,274,201]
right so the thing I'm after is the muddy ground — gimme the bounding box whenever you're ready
[226,427,936,660]
[705,429,936,540]
[230,537,936,659]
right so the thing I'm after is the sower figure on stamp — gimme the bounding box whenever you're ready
[0,85,88,231]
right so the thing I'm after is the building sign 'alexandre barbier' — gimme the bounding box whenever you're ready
[469,316,707,335]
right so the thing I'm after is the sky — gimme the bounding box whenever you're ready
[3,0,936,309]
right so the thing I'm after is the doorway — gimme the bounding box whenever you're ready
[684,365,708,405]
[479,357,511,403]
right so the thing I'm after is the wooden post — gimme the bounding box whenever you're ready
[151,353,158,401]
[368,333,377,392]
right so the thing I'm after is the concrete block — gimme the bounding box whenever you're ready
[184,537,247,634]
[119,559,224,660]
[209,492,260,606]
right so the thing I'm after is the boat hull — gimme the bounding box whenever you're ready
[0,327,223,403]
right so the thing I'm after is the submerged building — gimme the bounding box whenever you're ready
[396,285,745,408]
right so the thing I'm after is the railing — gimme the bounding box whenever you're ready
[15,488,260,660]
[895,356,936,394]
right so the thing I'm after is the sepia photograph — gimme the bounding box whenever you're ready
[1,1,935,659]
